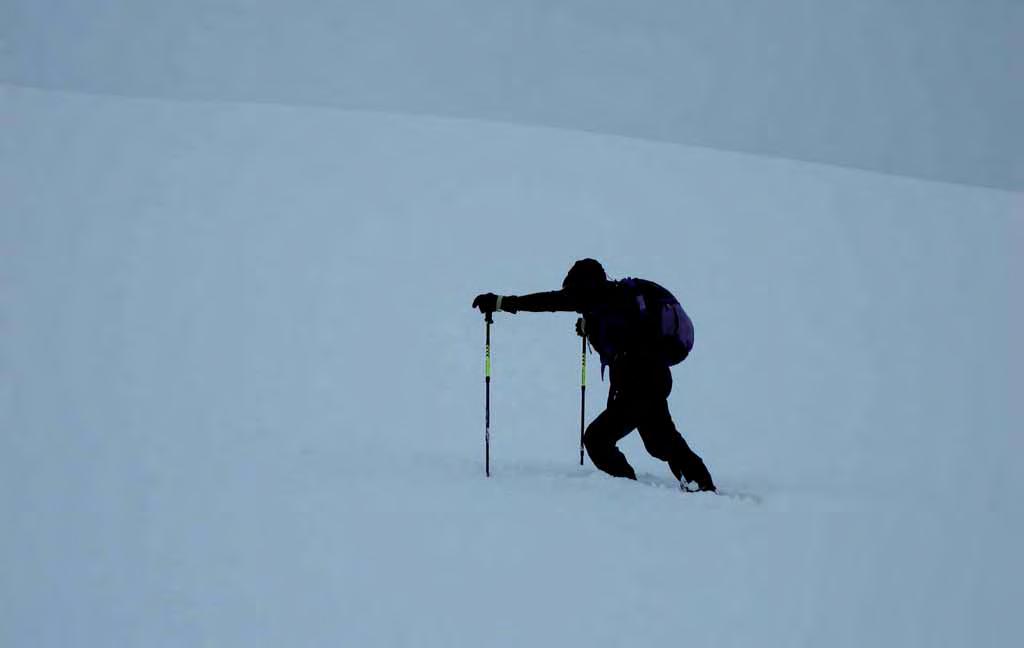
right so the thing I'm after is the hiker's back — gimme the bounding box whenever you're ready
[586,278,694,368]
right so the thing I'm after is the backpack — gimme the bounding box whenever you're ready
[585,278,694,373]
[621,278,694,366]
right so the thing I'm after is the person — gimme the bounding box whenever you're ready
[472,258,716,492]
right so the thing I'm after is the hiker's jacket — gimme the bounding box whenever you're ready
[502,278,693,372]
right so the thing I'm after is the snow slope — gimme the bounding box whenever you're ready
[2,85,1022,646]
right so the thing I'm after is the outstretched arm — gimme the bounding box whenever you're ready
[472,290,580,314]
[505,290,578,313]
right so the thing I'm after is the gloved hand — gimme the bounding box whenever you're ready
[472,293,519,314]
[575,317,587,337]
[472,293,500,314]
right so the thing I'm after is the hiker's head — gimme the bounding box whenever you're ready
[562,258,608,301]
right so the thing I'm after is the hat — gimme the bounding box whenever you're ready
[562,258,607,291]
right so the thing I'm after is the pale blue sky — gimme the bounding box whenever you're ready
[2,0,1021,189]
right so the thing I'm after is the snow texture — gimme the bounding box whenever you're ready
[1,83,1022,646]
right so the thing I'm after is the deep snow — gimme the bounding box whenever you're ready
[2,85,1022,646]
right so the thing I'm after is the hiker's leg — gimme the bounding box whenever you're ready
[625,357,716,491]
[636,399,715,490]
[583,402,637,480]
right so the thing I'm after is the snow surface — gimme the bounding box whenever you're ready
[1,85,1022,646]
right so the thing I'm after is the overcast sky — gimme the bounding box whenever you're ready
[2,0,1020,189]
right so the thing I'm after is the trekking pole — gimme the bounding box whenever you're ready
[580,329,587,466]
[484,311,493,477]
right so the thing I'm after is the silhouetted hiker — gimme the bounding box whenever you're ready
[473,259,716,492]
